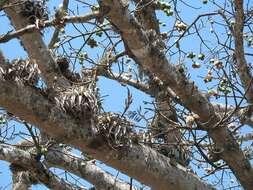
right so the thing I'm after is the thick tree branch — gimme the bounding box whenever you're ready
[45,149,140,190]
[14,138,134,190]
[4,1,70,88]
[234,0,253,107]
[97,0,253,189]
[0,143,89,190]
[133,0,160,34]
[0,65,213,190]
[11,169,35,190]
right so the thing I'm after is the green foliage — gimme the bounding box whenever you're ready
[95,31,103,37]
[0,117,6,125]
[91,5,99,12]
[187,52,196,59]
[156,1,173,16]
[198,53,205,60]
[202,0,208,4]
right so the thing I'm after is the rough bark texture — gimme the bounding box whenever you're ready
[45,149,140,190]
[98,0,253,189]
[0,63,213,190]
[234,0,253,106]
[0,144,89,190]
[5,3,69,88]
[0,0,252,189]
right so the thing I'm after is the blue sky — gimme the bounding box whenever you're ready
[0,0,252,189]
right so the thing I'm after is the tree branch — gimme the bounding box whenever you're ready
[0,11,101,44]
[212,103,253,128]
[11,168,35,190]
[97,0,253,189]
[0,63,213,190]
[4,1,70,88]
[45,148,140,190]
[48,0,69,49]
[0,143,89,190]
[234,0,253,108]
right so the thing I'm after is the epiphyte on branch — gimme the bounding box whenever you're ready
[56,57,69,73]
[20,0,48,24]
[1,59,41,86]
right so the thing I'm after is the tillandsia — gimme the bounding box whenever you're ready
[0,59,40,86]
[97,112,133,148]
[19,0,49,25]
[1,0,253,189]
[54,83,100,121]
[54,58,101,121]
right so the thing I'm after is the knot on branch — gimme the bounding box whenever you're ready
[208,149,221,163]
[56,57,82,83]
[97,112,133,148]
[0,59,40,86]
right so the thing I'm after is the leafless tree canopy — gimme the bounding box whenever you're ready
[0,0,253,189]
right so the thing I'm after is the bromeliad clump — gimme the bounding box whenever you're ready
[55,83,100,122]
[97,112,133,148]
[0,59,40,86]
[19,0,49,24]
